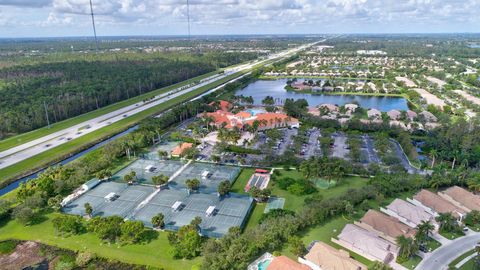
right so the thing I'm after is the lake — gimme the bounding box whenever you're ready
[236,79,409,111]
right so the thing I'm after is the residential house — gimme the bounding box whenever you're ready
[319,104,339,113]
[332,224,399,263]
[300,242,367,270]
[387,110,401,120]
[381,198,436,229]
[419,111,438,122]
[409,189,466,221]
[344,104,358,115]
[267,256,311,270]
[367,108,382,119]
[406,110,417,121]
[355,210,416,244]
[171,142,193,157]
[439,186,480,212]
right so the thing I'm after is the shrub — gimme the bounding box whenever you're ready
[0,240,17,254]
[75,251,96,267]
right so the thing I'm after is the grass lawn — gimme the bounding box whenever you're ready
[0,213,201,270]
[271,169,369,211]
[449,249,476,269]
[439,230,465,240]
[400,255,422,270]
[0,71,246,186]
[231,168,255,194]
[0,71,219,153]
[244,203,267,231]
[459,258,476,270]
[425,237,442,252]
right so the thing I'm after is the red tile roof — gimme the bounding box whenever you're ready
[267,256,311,270]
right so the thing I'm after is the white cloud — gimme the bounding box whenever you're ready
[0,0,479,36]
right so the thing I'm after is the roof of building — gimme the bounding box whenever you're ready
[360,210,416,239]
[406,110,418,119]
[205,110,298,130]
[344,103,358,111]
[209,100,232,111]
[419,111,438,122]
[337,224,398,261]
[414,189,466,217]
[171,142,193,156]
[305,242,367,270]
[387,110,402,120]
[367,108,381,117]
[386,198,434,226]
[267,256,311,270]
[319,103,339,112]
[442,186,480,211]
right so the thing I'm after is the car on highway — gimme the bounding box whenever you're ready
[45,144,52,148]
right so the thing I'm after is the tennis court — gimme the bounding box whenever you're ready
[314,179,336,189]
[63,182,155,218]
[114,159,184,185]
[132,189,253,237]
[264,197,285,213]
[170,162,241,193]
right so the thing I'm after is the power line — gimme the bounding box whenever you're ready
[89,0,99,52]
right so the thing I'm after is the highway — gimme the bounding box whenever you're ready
[0,40,320,171]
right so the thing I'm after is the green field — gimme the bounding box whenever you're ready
[0,71,246,186]
[0,213,201,270]
[0,71,219,153]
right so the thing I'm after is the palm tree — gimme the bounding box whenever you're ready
[436,213,457,233]
[396,235,417,260]
[416,220,435,244]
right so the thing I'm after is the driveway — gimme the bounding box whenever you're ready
[415,232,480,270]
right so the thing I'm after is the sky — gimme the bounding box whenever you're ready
[0,0,479,38]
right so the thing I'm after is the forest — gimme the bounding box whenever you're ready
[0,51,256,137]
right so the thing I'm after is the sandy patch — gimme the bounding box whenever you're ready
[425,76,447,87]
[414,88,446,108]
[453,90,480,106]
[395,77,417,87]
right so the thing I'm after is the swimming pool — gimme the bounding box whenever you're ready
[246,109,265,116]
[257,259,272,270]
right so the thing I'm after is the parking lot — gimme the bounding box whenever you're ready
[362,135,381,164]
[277,128,298,155]
[331,132,350,160]
[301,128,321,158]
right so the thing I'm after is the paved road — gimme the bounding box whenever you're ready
[389,139,425,175]
[415,232,480,270]
[0,40,321,170]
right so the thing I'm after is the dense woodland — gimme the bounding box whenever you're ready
[0,51,257,137]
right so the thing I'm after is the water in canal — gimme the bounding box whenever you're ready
[0,126,138,196]
[236,79,409,111]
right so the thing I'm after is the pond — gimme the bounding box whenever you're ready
[236,79,409,111]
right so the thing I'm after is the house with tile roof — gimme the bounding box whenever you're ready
[300,242,366,270]
[381,198,436,229]
[387,110,401,120]
[439,186,480,212]
[267,256,311,270]
[204,110,299,131]
[367,108,382,119]
[171,142,193,157]
[332,224,399,263]
[355,210,416,244]
[409,189,466,221]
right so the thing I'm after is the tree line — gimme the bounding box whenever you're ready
[0,51,256,137]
